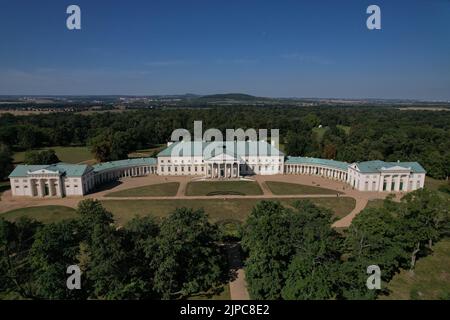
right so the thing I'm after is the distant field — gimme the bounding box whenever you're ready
[185,181,263,196]
[265,181,341,195]
[105,182,179,197]
[100,197,355,226]
[1,206,77,223]
[380,238,450,300]
[13,146,94,164]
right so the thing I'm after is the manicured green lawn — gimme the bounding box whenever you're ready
[364,199,385,210]
[185,181,263,196]
[1,197,355,226]
[105,182,180,197]
[265,181,341,195]
[100,197,355,226]
[380,238,450,300]
[13,146,94,164]
[0,206,77,223]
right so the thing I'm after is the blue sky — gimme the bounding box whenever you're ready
[0,0,449,99]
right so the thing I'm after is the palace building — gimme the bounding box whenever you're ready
[8,141,426,198]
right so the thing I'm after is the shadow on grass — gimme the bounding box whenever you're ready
[91,180,123,193]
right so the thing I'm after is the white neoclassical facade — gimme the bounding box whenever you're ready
[9,141,426,198]
[157,141,284,178]
[285,157,426,192]
[9,158,157,198]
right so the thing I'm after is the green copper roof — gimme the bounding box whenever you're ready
[9,163,91,178]
[355,161,426,174]
[158,141,284,158]
[93,158,157,173]
[285,156,349,171]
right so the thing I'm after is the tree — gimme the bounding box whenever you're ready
[281,201,342,300]
[241,201,293,299]
[340,207,404,299]
[76,199,114,242]
[29,220,85,299]
[84,223,129,299]
[153,208,225,299]
[89,130,135,162]
[89,132,113,162]
[396,189,450,272]
[0,217,42,299]
[23,149,60,165]
[0,144,13,180]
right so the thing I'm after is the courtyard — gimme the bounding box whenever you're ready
[0,174,389,227]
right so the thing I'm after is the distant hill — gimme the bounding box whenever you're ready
[196,93,263,102]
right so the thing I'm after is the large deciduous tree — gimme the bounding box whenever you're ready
[153,208,225,299]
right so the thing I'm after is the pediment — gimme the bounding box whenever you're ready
[206,153,238,162]
[28,169,61,175]
[381,166,410,171]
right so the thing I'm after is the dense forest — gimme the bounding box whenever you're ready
[1,189,448,300]
[0,106,449,179]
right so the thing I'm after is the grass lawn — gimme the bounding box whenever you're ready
[265,181,341,195]
[365,199,385,210]
[380,238,450,300]
[128,144,165,158]
[105,182,180,197]
[188,284,231,300]
[100,197,355,226]
[13,146,94,164]
[425,177,450,197]
[425,176,447,191]
[336,125,351,135]
[185,181,263,196]
[0,206,77,223]
[312,126,329,142]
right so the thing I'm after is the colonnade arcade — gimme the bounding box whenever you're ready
[28,177,63,197]
[206,161,240,178]
[95,165,157,184]
[285,164,348,181]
